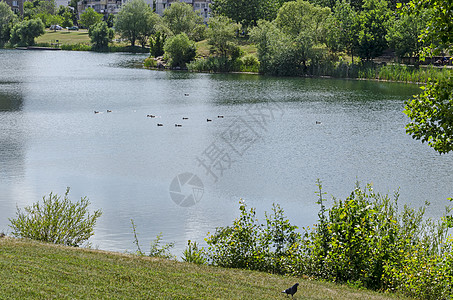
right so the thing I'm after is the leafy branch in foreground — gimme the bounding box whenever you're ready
[404,76,453,154]
[9,187,102,247]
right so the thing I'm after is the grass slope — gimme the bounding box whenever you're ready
[36,29,90,45]
[0,238,411,299]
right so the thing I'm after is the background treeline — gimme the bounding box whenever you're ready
[1,0,451,80]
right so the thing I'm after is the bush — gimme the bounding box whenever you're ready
[89,21,114,51]
[182,240,207,264]
[9,187,102,247]
[163,33,196,68]
[60,43,92,51]
[10,18,45,46]
[240,54,259,73]
[150,32,165,57]
[199,181,453,299]
[205,199,301,274]
[144,57,157,68]
[149,233,175,259]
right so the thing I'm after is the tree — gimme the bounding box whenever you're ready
[150,31,165,57]
[356,0,390,60]
[250,0,331,75]
[326,0,360,63]
[251,20,302,75]
[404,77,453,154]
[89,21,114,51]
[163,33,196,68]
[0,2,17,47]
[10,18,45,46]
[24,0,56,19]
[106,14,115,28]
[206,15,240,58]
[274,0,331,43]
[58,6,74,28]
[115,0,159,47]
[402,0,453,154]
[211,0,280,30]
[79,7,103,29]
[162,2,205,41]
[386,9,430,61]
[68,0,79,25]
[400,0,452,57]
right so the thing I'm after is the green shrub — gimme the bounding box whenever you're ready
[89,21,114,51]
[9,187,102,247]
[182,240,207,264]
[240,54,259,73]
[206,199,301,274]
[144,57,157,68]
[149,233,175,259]
[303,181,452,294]
[163,33,196,68]
[60,43,92,51]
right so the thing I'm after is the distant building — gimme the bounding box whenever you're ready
[77,0,129,17]
[77,0,211,21]
[154,0,212,22]
[2,0,24,14]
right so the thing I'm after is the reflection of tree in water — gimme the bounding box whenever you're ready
[0,83,23,111]
[0,86,25,179]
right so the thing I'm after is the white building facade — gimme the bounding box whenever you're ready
[154,0,211,22]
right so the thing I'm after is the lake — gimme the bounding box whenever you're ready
[0,49,452,255]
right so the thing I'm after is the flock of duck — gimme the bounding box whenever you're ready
[94,109,226,127]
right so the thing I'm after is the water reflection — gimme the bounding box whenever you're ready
[0,84,23,111]
[0,50,450,255]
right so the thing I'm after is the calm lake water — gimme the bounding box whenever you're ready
[1,49,452,255]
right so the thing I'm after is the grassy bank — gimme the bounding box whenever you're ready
[36,29,91,45]
[0,237,410,299]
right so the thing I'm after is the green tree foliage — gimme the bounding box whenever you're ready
[9,188,102,247]
[326,0,360,62]
[162,2,205,41]
[46,14,64,27]
[163,33,196,68]
[250,0,330,75]
[304,182,452,292]
[115,0,159,47]
[58,6,74,28]
[106,14,115,28]
[386,9,431,61]
[211,0,280,30]
[89,21,114,51]
[0,2,17,47]
[275,0,330,42]
[10,18,45,46]
[149,31,165,57]
[68,0,79,24]
[402,1,453,155]
[400,0,452,56]
[404,77,453,154]
[79,7,103,29]
[206,199,301,274]
[24,0,56,19]
[207,15,240,58]
[356,0,390,60]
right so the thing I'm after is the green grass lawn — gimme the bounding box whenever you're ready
[0,237,412,299]
[196,38,257,58]
[36,29,91,45]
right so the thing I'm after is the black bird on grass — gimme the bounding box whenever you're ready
[282,283,299,298]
